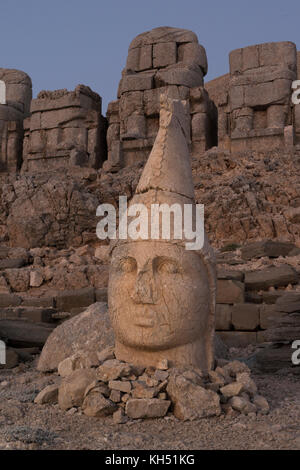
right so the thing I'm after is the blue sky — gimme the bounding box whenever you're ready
[1,0,299,113]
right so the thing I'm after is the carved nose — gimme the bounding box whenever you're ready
[131,270,156,304]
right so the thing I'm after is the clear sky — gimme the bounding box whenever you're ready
[1,0,299,113]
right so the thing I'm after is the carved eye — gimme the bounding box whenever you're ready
[119,257,137,273]
[155,257,179,274]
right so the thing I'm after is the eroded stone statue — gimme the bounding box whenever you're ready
[108,95,216,372]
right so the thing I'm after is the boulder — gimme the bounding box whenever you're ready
[125,398,170,419]
[37,302,113,372]
[166,373,221,420]
[34,384,59,405]
[82,391,117,417]
[58,368,97,410]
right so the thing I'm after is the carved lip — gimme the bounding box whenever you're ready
[134,309,156,328]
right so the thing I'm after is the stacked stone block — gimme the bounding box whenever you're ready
[105,27,216,171]
[22,85,107,172]
[0,68,32,172]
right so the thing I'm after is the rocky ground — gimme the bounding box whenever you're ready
[0,349,299,451]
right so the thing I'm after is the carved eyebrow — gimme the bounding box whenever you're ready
[153,256,181,272]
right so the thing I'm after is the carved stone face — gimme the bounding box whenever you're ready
[109,241,210,351]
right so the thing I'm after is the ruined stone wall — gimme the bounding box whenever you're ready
[228,42,297,153]
[105,27,217,171]
[205,73,230,150]
[0,68,32,172]
[22,85,107,172]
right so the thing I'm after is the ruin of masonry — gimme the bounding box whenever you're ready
[0,27,300,376]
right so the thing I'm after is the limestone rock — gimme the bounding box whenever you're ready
[229,396,256,415]
[220,382,243,398]
[34,385,59,405]
[37,302,113,372]
[125,398,170,419]
[58,368,97,411]
[96,359,131,382]
[166,374,221,420]
[82,392,117,417]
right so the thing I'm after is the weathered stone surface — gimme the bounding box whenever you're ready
[232,303,260,331]
[58,351,99,377]
[253,394,270,414]
[217,280,244,304]
[97,359,131,382]
[166,374,221,420]
[236,372,257,397]
[34,384,59,405]
[241,240,297,260]
[55,287,95,311]
[58,368,96,410]
[108,380,131,393]
[37,302,113,372]
[125,398,170,419]
[218,331,257,348]
[82,391,117,417]
[245,266,298,291]
[220,382,243,398]
[229,396,256,415]
[215,304,232,330]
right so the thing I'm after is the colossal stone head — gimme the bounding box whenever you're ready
[108,96,216,372]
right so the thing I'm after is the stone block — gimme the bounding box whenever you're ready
[153,42,177,68]
[244,265,298,291]
[215,304,232,330]
[217,280,244,304]
[229,48,242,74]
[259,304,285,329]
[156,64,203,88]
[55,287,95,311]
[232,303,260,331]
[119,73,154,94]
[241,240,297,260]
[218,331,257,348]
[178,42,208,75]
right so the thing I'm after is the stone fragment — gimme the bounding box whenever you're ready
[166,374,221,420]
[220,382,243,398]
[223,360,250,377]
[97,346,115,363]
[253,394,269,414]
[58,368,97,410]
[229,396,256,415]
[29,270,44,287]
[58,351,99,377]
[125,398,170,419]
[236,372,257,397]
[82,392,117,417]
[131,381,156,399]
[110,390,121,402]
[108,380,131,393]
[113,408,128,424]
[34,384,59,405]
[97,359,131,382]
